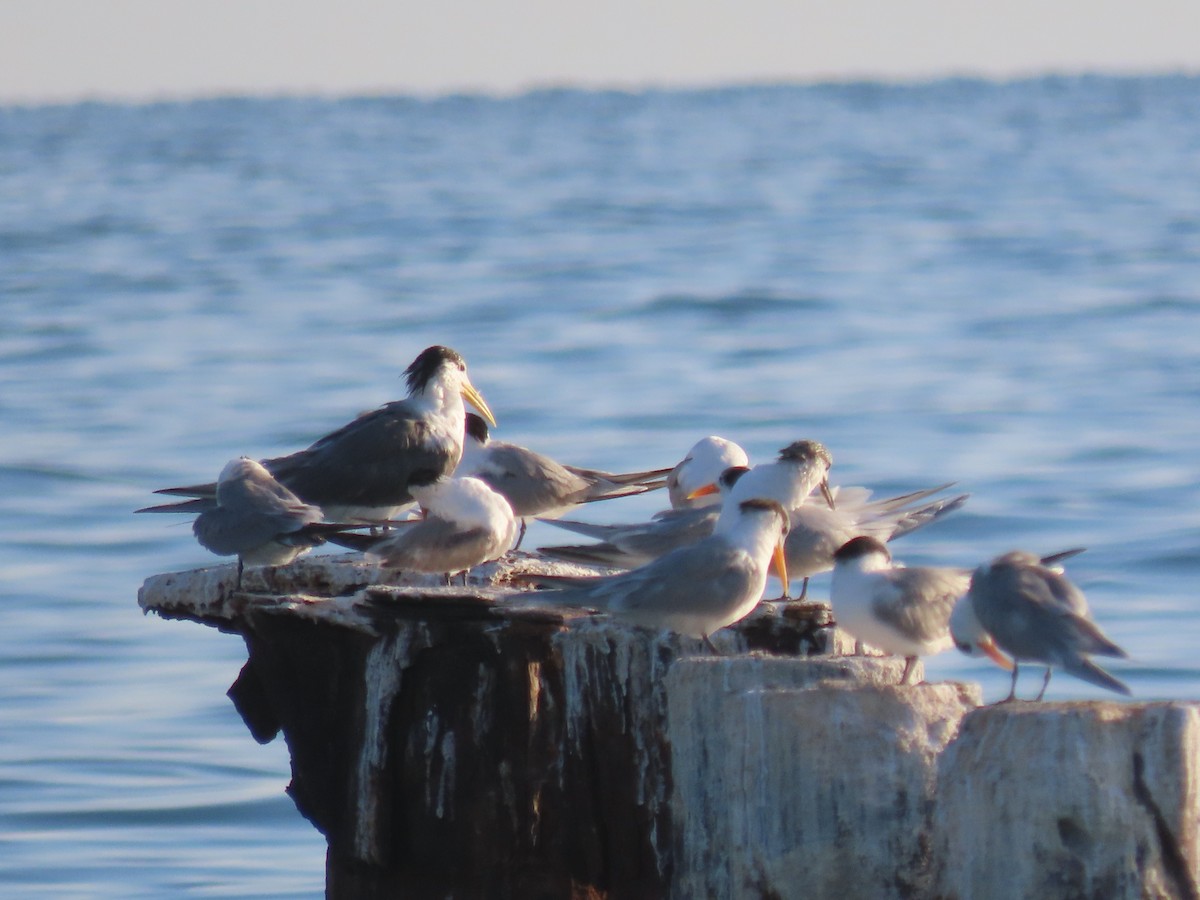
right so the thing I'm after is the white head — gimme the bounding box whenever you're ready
[404,345,496,426]
[670,436,750,508]
[831,535,892,572]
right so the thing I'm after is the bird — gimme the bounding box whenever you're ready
[140,345,495,522]
[692,439,836,513]
[536,462,755,570]
[541,440,835,579]
[516,498,790,644]
[190,457,362,588]
[665,436,749,509]
[327,475,518,584]
[950,549,1128,701]
[829,535,970,685]
[781,483,968,600]
[455,413,671,547]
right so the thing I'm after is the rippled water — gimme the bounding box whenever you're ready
[2,75,1199,896]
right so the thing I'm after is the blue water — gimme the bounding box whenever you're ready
[2,75,1199,896]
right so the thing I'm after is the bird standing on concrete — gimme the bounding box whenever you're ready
[829,535,969,684]
[517,497,790,644]
[191,457,358,588]
[330,475,518,584]
[950,549,1128,700]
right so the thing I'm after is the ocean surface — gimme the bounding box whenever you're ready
[2,75,1198,897]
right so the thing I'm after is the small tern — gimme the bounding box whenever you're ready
[665,436,749,509]
[517,498,790,643]
[829,535,970,684]
[191,457,360,588]
[142,345,495,522]
[950,549,1128,701]
[456,413,670,546]
[329,475,517,583]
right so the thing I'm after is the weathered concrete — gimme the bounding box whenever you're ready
[139,552,1200,900]
[667,660,979,899]
[140,552,837,898]
[933,702,1200,900]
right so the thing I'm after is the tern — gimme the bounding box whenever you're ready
[782,483,968,600]
[516,498,790,643]
[141,346,495,522]
[536,464,750,569]
[329,475,517,583]
[665,436,749,509]
[950,549,1128,701]
[719,439,836,512]
[456,413,671,547]
[545,439,836,572]
[191,457,362,588]
[829,535,970,684]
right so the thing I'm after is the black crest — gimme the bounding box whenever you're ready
[405,346,466,393]
[833,535,890,562]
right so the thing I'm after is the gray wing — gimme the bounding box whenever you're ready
[561,540,756,619]
[264,399,459,509]
[539,507,718,569]
[971,563,1125,664]
[192,506,291,556]
[370,516,493,571]
[472,444,589,517]
[873,567,969,646]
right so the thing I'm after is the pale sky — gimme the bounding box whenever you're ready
[2,0,1198,104]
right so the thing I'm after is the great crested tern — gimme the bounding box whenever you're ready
[517,498,790,642]
[950,549,1128,700]
[142,345,495,522]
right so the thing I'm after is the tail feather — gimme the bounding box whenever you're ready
[537,543,633,569]
[568,465,674,486]
[888,493,970,540]
[136,497,217,514]
[1063,656,1130,696]
[153,482,218,498]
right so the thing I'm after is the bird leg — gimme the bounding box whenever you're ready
[853,638,865,656]
[235,558,245,591]
[1034,667,1053,702]
[999,662,1021,703]
[702,634,722,655]
[899,656,917,685]
[512,519,528,551]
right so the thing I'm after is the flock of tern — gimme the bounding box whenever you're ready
[139,344,1129,702]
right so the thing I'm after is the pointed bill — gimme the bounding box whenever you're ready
[461,378,497,427]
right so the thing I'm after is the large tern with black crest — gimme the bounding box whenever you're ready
[140,345,495,522]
